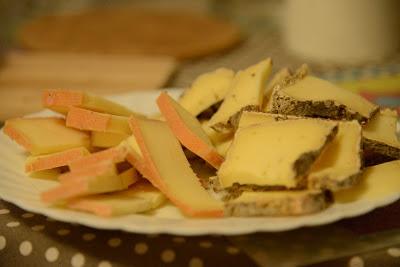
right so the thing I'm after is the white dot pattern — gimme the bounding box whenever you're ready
[199,241,212,248]
[6,221,20,228]
[82,233,96,241]
[226,246,240,255]
[134,242,149,255]
[71,253,85,267]
[98,260,112,267]
[161,249,175,263]
[0,236,6,250]
[189,257,204,267]
[348,256,364,267]
[0,209,9,215]
[108,238,122,247]
[45,247,59,262]
[19,241,32,256]
[387,247,400,258]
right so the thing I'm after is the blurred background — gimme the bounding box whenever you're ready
[0,0,399,119]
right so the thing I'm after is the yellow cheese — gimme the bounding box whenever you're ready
[335,160,400,203]
[4,117,90,155]
[208,58,272,131]
[29,169,61,180]
[263,67,291,109]
[218,119,338,188]
[179,68,234,116]
[91,131,129,148]
[363,109,400,151]
[238,111,279,128]
[270,76,378,122]
[66,181,166,217]
[215,138,233,158]
[129,117,223,217]
[201,120,233,145]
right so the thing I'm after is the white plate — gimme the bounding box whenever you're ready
[0,90,399,236]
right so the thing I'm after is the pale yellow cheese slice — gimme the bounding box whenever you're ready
[281,76,378,119]
[208,58,272,130]
[218,119,337,188]
[91,131,129,148]
[179,68,234,116]
[335,160,400,203]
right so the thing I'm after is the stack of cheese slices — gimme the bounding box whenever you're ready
[4,59,400,218]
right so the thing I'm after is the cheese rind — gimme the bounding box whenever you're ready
[3,117,90,155]
[42,89,137,116]
[25,147,89,172]
[218,119,338,189]
[225,190,331,216]
[66,107,130,134]
[179,68,234,117]
[208,58,272,132]
[66,181,166,217]
[129,116,223,217]
[362,109,400,159]
[157,92,223,169]
[334,160,400,203]
[267,76,379,123]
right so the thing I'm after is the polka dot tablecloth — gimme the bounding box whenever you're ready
[0,200,258,267]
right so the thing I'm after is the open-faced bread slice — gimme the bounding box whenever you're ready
[4,117,90,155]
[157,92,223,169]
[25,146,89,172]
[267,75,378,124]
[129,116,223,217]
[208,58,272,132]
[225,190,332,216]
[178,68,234,117]
[66,180,166,217]
[42,89,138,116]
[362,108,400,160]
[218,118,338,189]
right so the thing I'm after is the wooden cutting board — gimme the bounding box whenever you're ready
[17,8,241,59]
[0,51,177,120]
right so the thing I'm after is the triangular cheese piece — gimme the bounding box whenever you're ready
[157,92,223,168]
[129,116,223,217]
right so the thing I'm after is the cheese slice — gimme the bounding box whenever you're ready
[157,92,223,168]
[215,138,233,158]
[25,146,89,172]
[42,89,138,116]
[238,112,363,190]
[263,67,291,110]
[66,181,166,217]
[218,119,338,188]
[29,169,61,180]
[67,107,130,134]
[4,117,90,155]
[91,131,129,148]
[179,68,234,116]
[335,160,400,203]
[129,116,223,217]
[124,136,152,179]
[69,144,127,171]
[362,109,400,159]
[41,164,137,203]
[268,76,378,123]
[225,190,331,216]
[208,58,272,131]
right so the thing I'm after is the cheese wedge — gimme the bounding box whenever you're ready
[157,92,224,169]
[267,76,378,123]
[208,58,272,132]
[335,160,400,203]
[42,163,137,203]
[225,190,331,216]
[238,112,363,191]
[42,89,138,116]
[25,146,89,172]
[67,107,130,134]
[362,109,400,159]
[91,131,129,148]
[129,116,223,217]
[4,117,90,155]
[263,67,291,110]
[66,181,166,217]
[179,68,234,117]
[218,119,338,189]
[68,145,127,171]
